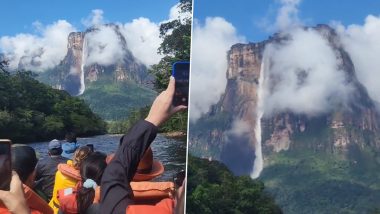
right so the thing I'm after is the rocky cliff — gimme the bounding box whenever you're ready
[189,24,380,213]
[189,24,380,174]
[42,24,152,96]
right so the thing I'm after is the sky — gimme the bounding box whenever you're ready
[194,0,380,42]
[0,0,178,36]
[190,0,380,122]
[0,0,185,71]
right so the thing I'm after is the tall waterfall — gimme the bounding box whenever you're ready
[251,55,267,179]
[78,35,87,95]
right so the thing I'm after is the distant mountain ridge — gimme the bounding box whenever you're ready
[38,24,153,96]
[33,24,156,121]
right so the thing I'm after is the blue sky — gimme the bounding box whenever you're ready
[194,0,380,42]
[0,0,178,36]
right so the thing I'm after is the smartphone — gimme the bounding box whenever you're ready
[172,61,190,106]
[0,139,12,191]
[173,169,186,190]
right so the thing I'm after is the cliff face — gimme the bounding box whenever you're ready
[189,25,380,175]
[47,25,152,95]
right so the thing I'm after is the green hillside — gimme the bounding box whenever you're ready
[0,70,106,143]
[187,155,282,214]
[79,79,156,121]
[261,147,380,213]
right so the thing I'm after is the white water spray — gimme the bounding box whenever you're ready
[251,54,267,179]
[78,35,87,95]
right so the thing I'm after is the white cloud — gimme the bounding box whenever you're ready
[334,15,380,107]
[0,20,76,72]
[82,9,105,28]
[0,3,182,71]
[276,0,302,30]
[119,18,163,66]
[226,119,251,137]
[85,25,125,66]
[168,3,191,24]
[262,28,353,115]
[189,17,245,122]
[258,0,302,33]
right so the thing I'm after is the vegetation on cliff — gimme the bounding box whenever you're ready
[79,78,156,121]
[0,68,106,143]
[187,155,282,214]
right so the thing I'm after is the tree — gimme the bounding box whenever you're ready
[146,0,192,133]
[150,0,192,91]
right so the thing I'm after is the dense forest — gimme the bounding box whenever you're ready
[0,67,106,143]
[187,155,282,214]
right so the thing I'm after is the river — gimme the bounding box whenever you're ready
[29,134,187,182]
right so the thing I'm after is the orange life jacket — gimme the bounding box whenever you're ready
[24,184,54,214]
[0,207,43,214]
[0,185,53,214]
[57,185,101,214]
[126,198,174,214]
[49,160,81,214]
[56,181,174,214]
[131,181,174,202]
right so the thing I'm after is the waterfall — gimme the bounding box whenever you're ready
[251,55,267,179]
[78,35,87,95]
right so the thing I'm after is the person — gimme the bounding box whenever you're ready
[9,145,53,214]
[35,139,68,200]
[100,77,187,213]
[49,146,92,213]
[57,152,107,214]
[61,133,79,159]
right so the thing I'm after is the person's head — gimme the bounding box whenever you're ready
[72,146,92,169]
[11,145,38,188]
[48,139,62,156]
[86,144,94,152]
[65,132,77,143]
[77,152,107,213]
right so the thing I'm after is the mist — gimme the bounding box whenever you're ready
[85,25,125,66]
[334,15,380,109]
[189,17,245,122]
[0,20,76,72]
[262,28,353,116]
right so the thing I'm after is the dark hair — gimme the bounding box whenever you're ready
[65,132,77,143]
[49,148,63,156]
[77,152,107,213]
[11,145,38,183]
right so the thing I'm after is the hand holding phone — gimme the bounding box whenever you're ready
[172,61,190,106]
[0,139,12,191]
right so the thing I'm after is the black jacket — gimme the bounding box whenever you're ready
[100,120,158,214]
[35,155,68,199]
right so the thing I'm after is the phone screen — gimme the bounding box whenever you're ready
[0,140,12,191]
[172,62,190,106]
[173,170,186,190]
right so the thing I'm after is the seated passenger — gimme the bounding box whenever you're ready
[3,145,53,214]
[57,152,107,214]
[35,139,68,201]
[61,133,79,159]
[49,146,92,213]
[100,77,187,214]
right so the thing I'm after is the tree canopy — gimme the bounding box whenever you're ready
[0,70,106,143]
[187,155,282,214]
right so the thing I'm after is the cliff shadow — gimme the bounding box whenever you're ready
[64,73,81,95]
[220,133,255,176]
